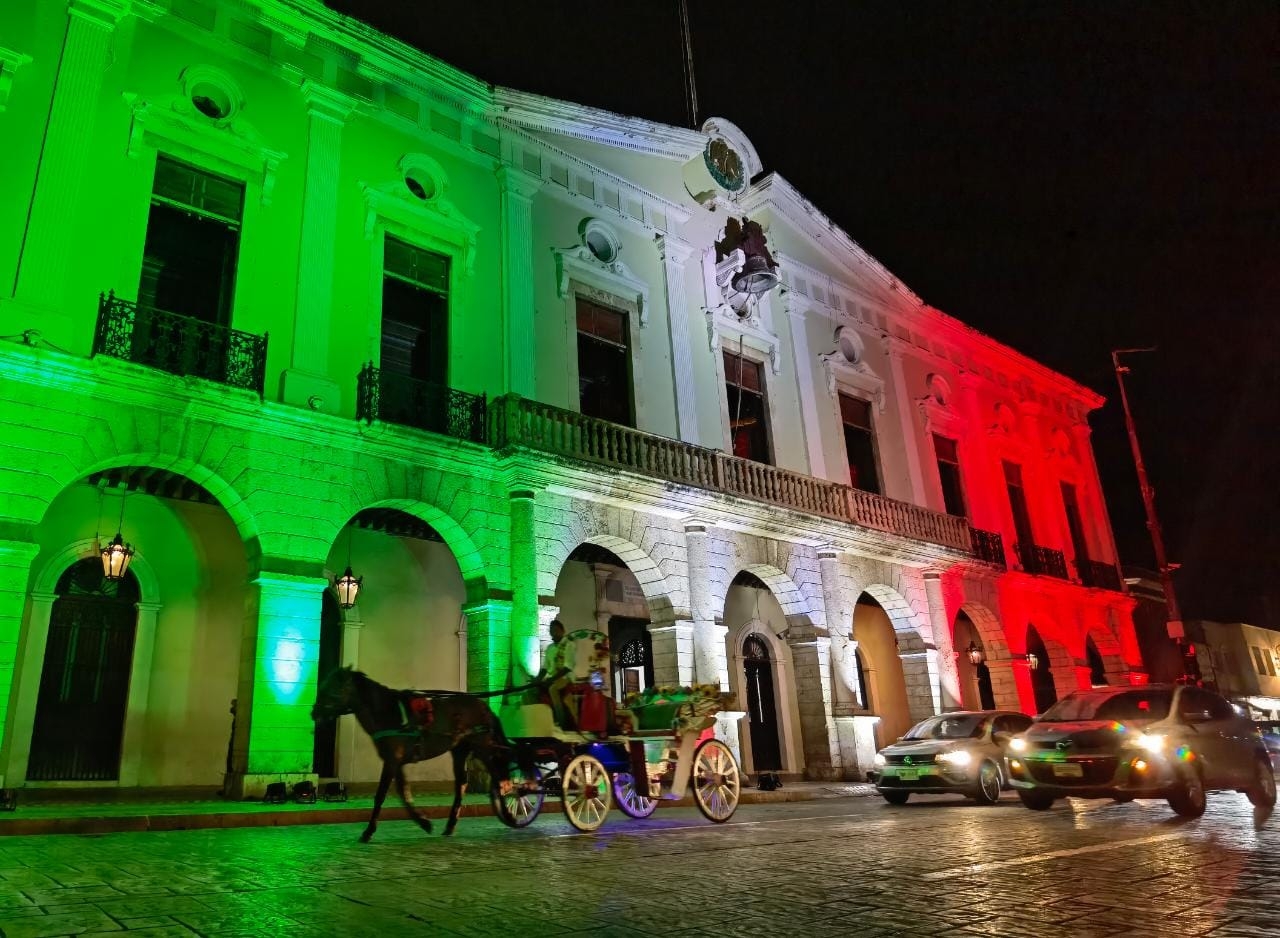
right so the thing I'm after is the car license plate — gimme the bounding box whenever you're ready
[1053,762,1084,778]
[898,769,919,781]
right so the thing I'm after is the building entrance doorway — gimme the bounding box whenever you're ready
[743,634,781,772]
[28,559,139,781]
[312,590,342,778]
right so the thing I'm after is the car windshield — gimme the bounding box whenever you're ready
[1040,690,1173,722]
[902,714,987,740]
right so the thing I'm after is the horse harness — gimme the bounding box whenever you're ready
[371,693,489,743]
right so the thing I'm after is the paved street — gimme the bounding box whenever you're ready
[0,789,1275,938]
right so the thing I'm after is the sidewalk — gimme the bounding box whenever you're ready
[0,781,877,837]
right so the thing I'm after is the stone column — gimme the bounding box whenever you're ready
[956,372,1001,534]
[463,597,512,695]
[496,167,542,398]
[508,487,540,681]
[282,82,354,412]
[899,650,937,722]
[885,343,928,505]
[0,539,39,772]
[817,548,858,707]
[591,565,613,632]
[686,521,728,689]
[648,619,694,685]
[337,607,364,778]
[984,658,1025,712]
[786,627,840,779]
[227,572,328,800]
[923,572,963,711]
[656,236,700,443]
[1072,423,1122,571]
[117,599,159,787]
[536,602,560,660]
[14,0,129,318]
[1018,401,1068,556]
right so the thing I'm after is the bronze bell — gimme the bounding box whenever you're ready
[732,254,780,295]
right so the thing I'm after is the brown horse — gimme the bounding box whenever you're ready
[311,666,527,842]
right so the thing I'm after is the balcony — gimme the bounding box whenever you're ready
[93,292,268,395]
[490,395,972,552]
[969,527,1007,567]
[356,363,487,445]
[1015,542,1070,580]
[1078,557,1123,591]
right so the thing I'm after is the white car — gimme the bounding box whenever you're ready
[871,710,1033,805]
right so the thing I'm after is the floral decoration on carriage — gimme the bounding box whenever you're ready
[618,684,737,733]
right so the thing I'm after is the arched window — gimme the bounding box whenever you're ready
[854,647,871,710]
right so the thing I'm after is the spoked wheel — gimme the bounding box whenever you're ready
[612,772,658,819]
[490,762,544,829]
[692,738,741,823]
[972,761,1002,806]
[561,754,612,832]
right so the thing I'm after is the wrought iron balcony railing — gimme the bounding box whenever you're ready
[969,527,1007,567]
[1014,542,1070,580]
[1078,557,1123,591]
[490,395,972,552]
[93,292,268,395]
[356,363,487,445]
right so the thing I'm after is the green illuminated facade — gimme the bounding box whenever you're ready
[0,0,1142,795]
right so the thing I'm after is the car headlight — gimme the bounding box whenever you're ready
[1009,737,1028,753]
[873,752,886,767]
[937,750,972,768]
[1133,733,1166,753]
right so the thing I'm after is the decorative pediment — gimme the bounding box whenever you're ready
[0,46,32,113]
[362,166,480,277]
[553,243,649,326]
[706,302,781,374]
[123,90,287,205]
[819,351,885,412]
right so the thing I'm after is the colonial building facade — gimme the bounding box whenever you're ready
[0,0,1142,796]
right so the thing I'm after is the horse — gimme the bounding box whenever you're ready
[310,666,531,842]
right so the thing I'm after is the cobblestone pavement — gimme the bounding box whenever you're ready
[0,789,1274,937]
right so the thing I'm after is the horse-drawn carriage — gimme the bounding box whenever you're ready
[310,628,741,841]
[492,628,743,832]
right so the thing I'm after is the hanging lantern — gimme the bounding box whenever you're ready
[965,641,985,666]
[334,565,363,609]
[101,533,135,581]
[1025,651,1040,671]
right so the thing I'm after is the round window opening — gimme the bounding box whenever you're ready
[837,327,863,364]
[404,171,436,202]
[586,229,617,264]
[190,84,231,120]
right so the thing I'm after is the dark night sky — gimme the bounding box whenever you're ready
[328,1,1280,624]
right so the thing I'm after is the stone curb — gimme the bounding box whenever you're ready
[0,785,876,837]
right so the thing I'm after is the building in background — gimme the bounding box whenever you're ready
[1124,566,1186,684]
[1192,621,1280,719]
[0,0,1141,795]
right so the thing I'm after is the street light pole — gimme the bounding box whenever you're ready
[1111,348,1193,676]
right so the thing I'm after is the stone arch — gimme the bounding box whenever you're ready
[52,454,262,567]
[955,601,1011,663]
[1084,619,1128,686]
[544,533,676,626]
[343,497,490,606]
[858,583,925,652]
[724,563,815,629]
[32,537,161,602]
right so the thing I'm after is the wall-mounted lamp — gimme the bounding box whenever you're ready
[965,641,985,666]
[334,525,363,609]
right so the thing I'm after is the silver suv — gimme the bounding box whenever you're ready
[1008,684,1276,817]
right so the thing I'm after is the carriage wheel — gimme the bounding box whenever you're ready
[490,762,544,829]
[612,772,658,819]
[692,738,740,823]
[561,754,612,832]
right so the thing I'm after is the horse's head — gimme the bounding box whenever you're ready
[312,666,359,722]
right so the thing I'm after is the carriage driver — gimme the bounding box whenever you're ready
[538,619,577,728]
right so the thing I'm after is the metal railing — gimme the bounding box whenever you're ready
[1078,557,1123,591]
[969,527,1007,567]
[1015,542,1069,580]
[356,363,487,445]
[93,292,268,395]
[490,395,972,551]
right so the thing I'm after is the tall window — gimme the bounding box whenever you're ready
[724,349,771,463]
[382,237,448,384]
[840,393,880,493]
[1060,482,1091,567]
[576,298,633,426]
[933,434,966,516]
[1004,461,1036,557]
[139,156,244,323]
